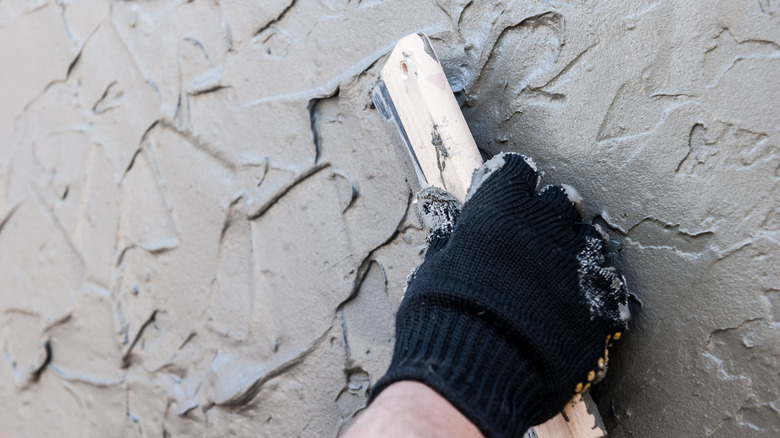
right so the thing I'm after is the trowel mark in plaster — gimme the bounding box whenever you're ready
[676,120,775,175]
[704,28,780,89]
[341,191,415,309]
[462,10,574,155]
[236,158,304,217]
[308,87,340,165]
[121,310,157,368]
[46,285,124,385]
[339,260,390,363]
[211,327,332,407]
[676,123,707,174]
[253,0,296,38]
[248,161,331,219]
[65,23,162,180]
[675,121,778,176]
[468,11,564,101]
[155,119,235,174]
[33,132,92,237]
[130,122,241,365]
[256,27,294,59]
[756,0,772,15]
[594,213,715,257]
[0,311,49,386]
[176,35,232,130]
[187,66,227,97]
[203,322,349,436]
[328,170,359,213]
[626,217,714,255]
[596,77,690,143]
[517,41,598,102]
[19,371,87,437]
[336,193,416,327]
[92,81,124,114]
[336,259,395,426]
[0,3,76,122]
[247,162,396,384]
[237,44,393,109]
[208,198,254,341]
[72,146,121,287]
[117,148,180,256]
[506,11,565,91]
[701,318,780,435]
[0,198,85,321]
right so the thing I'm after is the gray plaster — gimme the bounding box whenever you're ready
[0,0,778,436]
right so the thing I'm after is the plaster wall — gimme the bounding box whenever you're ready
[0,0,778,436]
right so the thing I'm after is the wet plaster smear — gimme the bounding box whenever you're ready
[0,0,778,436]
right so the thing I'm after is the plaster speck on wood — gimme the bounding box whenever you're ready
[0,1,778,436]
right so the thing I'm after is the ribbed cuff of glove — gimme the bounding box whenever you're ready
[371,279,550,438]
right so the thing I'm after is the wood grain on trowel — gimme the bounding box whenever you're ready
[375,32,607,438]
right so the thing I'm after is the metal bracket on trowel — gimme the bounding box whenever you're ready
[372,32,608,438]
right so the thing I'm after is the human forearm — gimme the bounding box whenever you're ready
[342,381,483,438]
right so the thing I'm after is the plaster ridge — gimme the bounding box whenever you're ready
[536,42,598,91]
[48,363,124,387]
[340,191,413,310]
[107,16,164,104]
[626,216,715,238]
[471,10,562,91]
[156,118,237,171]
[308,86,340,165]
[249,161,331,219]
[240,48,391,107]
[253,0,296,38]
[215,326,332,408]
[31,187,87,270]
[455,0,474,31]
[121,310,158,369]
[0,201,19,236]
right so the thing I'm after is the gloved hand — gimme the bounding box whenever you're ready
[371,152,630,438]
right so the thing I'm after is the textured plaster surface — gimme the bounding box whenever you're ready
[0,0,778,436]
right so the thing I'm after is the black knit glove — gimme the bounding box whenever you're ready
[371,152,630,438]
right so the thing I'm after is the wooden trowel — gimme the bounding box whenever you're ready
[372,32,608,438]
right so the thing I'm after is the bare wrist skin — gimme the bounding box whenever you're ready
[342,381,483,438]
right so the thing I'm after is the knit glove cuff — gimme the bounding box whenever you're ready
[372,277,549,437]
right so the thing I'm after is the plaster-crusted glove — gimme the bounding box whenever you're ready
[371,152,630,438]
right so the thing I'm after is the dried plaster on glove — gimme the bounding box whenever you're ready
[464,152,540,203]
[415,186,461,243]
[576,236,631,324]
[557,183,586,221]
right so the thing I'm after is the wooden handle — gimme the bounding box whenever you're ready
[379,33,607,438]
[378,33,483,203]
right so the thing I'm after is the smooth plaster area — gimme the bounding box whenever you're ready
[0,0,778,436]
